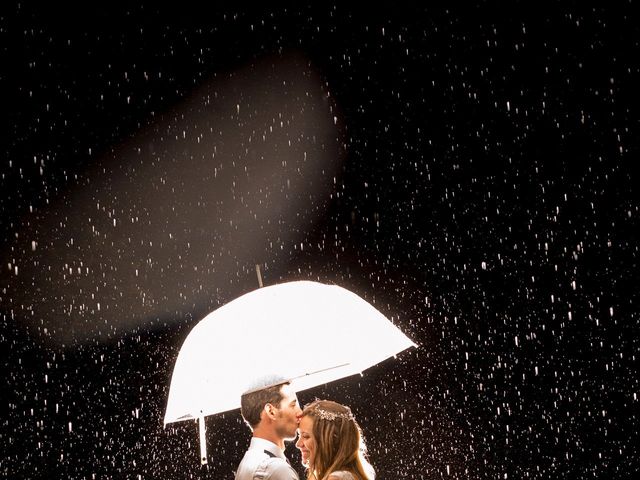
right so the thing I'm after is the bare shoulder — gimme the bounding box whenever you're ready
[327,473,355,480]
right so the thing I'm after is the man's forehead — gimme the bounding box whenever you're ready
[280,383,297,399]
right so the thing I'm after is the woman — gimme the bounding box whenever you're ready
[296,400,375,480]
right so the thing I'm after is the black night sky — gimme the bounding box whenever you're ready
[1,4,638,479]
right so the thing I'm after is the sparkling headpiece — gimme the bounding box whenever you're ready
[313,406,355,422]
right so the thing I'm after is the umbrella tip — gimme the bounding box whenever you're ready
[255,264,264,288]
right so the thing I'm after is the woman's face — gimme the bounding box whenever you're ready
[295,415,316,468]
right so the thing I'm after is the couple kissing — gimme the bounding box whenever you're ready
[234,376,375,480]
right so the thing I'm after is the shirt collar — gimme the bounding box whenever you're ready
[249,437,286,460]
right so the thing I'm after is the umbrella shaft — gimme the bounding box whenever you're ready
[199,416,207,465]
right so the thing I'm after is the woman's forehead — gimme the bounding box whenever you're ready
[299,415,314,429]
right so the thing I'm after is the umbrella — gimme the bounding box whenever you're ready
[164,280,417,464]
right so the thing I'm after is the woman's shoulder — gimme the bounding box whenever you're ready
[327,471,355,480]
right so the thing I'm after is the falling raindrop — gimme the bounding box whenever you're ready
[0,6,636,480]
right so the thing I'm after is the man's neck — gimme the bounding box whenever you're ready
[252,427,285,450]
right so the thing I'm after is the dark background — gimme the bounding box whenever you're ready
[1,3,638,479]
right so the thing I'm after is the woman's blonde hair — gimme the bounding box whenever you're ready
[301,400,374,480]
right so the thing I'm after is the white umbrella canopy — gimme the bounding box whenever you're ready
[164,280,417,463]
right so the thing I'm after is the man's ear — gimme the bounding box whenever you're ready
[263,403,277,421]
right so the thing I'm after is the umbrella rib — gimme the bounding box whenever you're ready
[290,362,351,381]
[243,363,354,396]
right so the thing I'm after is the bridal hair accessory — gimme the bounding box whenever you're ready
[313,406,355,422]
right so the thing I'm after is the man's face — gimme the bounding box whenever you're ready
[273,383,302,441]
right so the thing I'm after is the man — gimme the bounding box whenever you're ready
[235,376,302,480]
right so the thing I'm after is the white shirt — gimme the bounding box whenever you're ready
[234,437,299,480]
